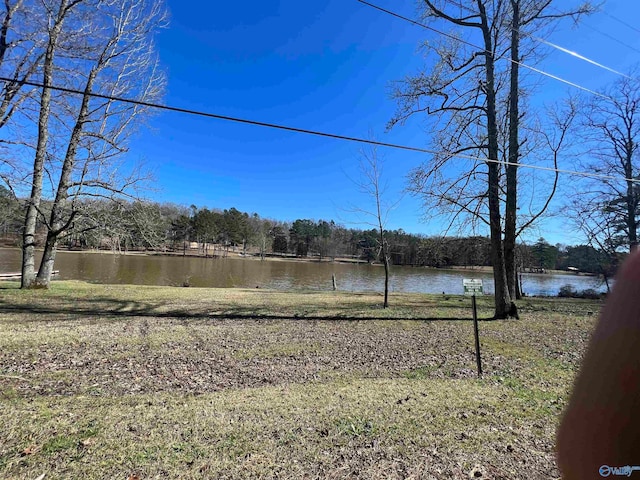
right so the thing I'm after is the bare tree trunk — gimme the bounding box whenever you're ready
[479,0,515,319]
[380,226,389,308]
[626,155,637,252]
[22,1,70,288]
[35,69,96,287]
[505,0,520,301]
[36,231,58,285]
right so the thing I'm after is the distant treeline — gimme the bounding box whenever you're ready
[0,191,616,274]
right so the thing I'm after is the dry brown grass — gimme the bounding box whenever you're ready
[0,281,600,479]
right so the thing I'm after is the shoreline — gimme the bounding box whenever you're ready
[445,264,596,277]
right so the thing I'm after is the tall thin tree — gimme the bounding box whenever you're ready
[389,0,589,317]
[17,0,166,288]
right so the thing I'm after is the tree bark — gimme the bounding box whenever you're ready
[504,0,520,301]
[35,67,97,287]
[21,1,69,288]
[380,225,389,308]
[626,146,638,252]
[479,0,515,319]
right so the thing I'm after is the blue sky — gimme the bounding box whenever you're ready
[129,0,640,246]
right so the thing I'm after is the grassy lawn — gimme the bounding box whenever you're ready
[0,281,599,479]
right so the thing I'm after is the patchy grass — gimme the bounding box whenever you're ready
[0,281,600,479]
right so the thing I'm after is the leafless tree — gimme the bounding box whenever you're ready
[0,1,45,198]
[577,74,640,253]
[389,0,589,318]
[569,198,624,293]
[16,0,166,287]
[564,73,640,290]
[509,97,578,297]
[348,145,399,308]
[504,0,592,301]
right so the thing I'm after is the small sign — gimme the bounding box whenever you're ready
[464,279,484,378]
[463,278,483,296]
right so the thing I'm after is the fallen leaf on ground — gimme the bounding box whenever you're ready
[21,445,40,456]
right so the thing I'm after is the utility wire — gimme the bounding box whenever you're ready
[602,10,640,35]
[440,0,629,78]
[4,76,639,185]
[547,2,640,56]
[579,20,640,56]
[356,0,614,100]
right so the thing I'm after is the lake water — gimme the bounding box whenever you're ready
[0,248,605,296]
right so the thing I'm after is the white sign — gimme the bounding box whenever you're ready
[463,278,483,296]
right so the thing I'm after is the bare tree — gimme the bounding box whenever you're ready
[20,0,79,288]
[504,0,592,300]
[348,145,398,308]
[565,73,640,290]
[16,0,166,287]
[0,1,44,189]
[248,213,272,260]
[569,198,624,293]
[577,74,640,253]
[389,0,589,318]
[391,0,513,318]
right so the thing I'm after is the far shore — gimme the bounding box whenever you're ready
[445,264,596,276]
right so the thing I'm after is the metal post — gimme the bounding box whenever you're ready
[472,294,482,378]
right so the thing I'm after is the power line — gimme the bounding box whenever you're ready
[4,76,639,185]
[580,20,640,56]
[440,0,629,78]
[602,10,640,35]
[447,0,628,77]
[356,0,614,100]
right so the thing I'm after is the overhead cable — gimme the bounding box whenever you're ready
[602,10,640,35]
[355,0,614,100]
[579,20,640,56]
[5,76,638,185]
[441,0,630,78]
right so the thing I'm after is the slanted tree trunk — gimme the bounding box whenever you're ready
[24,0,165,287]
[22,1,70,288]
[35,68,97,287]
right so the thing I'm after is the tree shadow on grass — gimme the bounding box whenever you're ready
[0,295,494,323]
